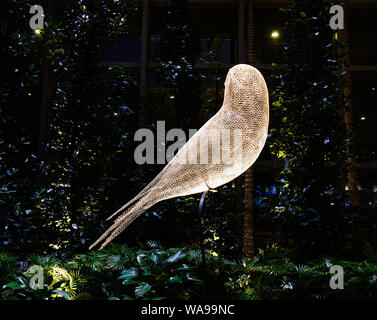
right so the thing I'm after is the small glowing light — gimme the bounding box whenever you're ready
[28,93,31,96]
[372,87,376,91]
[345,185,349,191]
[360,116,366,120]
[34,29,41,35]
[170,95,175,99]
[271,31,280,39]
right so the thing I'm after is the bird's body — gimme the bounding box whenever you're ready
[90,64,269,250]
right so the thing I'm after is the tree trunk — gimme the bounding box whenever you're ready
[38,0,55,156]
[243,0,256,259]
[340,0,359,211]
[243,167,255,258]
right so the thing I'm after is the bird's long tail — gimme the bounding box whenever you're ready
[104,165,171,222]
[105,189,147,221]
[89,192,158,250]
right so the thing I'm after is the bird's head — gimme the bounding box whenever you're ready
[224,64,255,88]
[223,64,268,113]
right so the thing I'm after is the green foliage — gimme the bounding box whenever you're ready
[0,0,140,252]
[267,0,355,257]
[2,264,86,300]
[0,244,229,300]
[2,244,377,300]
[153,0,202,128]
[116,248,199,300]
[0,0,238,254]
[0,252,18,285]
[225,245,377,300]
[37,1,140,251]
[0,1,47,251]
[154,0,200,86]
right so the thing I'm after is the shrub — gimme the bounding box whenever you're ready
[225,245,377,300]
[0,244,230,300]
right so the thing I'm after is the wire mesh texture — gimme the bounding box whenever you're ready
[90,64,269,250]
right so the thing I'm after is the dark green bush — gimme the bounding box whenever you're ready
[0,244,230,300]
[2,244,376,300]
[0,0,140,252]
[225,245,377,300]
[267,0,355,258]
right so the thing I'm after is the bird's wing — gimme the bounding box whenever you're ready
[107,112,221,221]
[89,113,225,250]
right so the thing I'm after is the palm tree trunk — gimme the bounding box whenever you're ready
[38,0,55,156]
[243,0,256,258]
[244,167,255,258]
[340,0,359,211]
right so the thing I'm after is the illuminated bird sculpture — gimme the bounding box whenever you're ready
[90,64,269,250]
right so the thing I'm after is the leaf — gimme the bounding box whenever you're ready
[52,289,71,300]
[186,273,200,282]
[3,282,21,289]
[150,252,159,264]
[135,282,151,298]
[223,259,236,265]
[118,268,138,280]
[176,264,189,270]
[136,254,147,268]
[169,276,182,283]
[166,251,186,263]
[122,279,138,285]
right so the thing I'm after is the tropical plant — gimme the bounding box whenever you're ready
[1,244,231,300]
[225,245,377,300]
[2,244,377,300]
